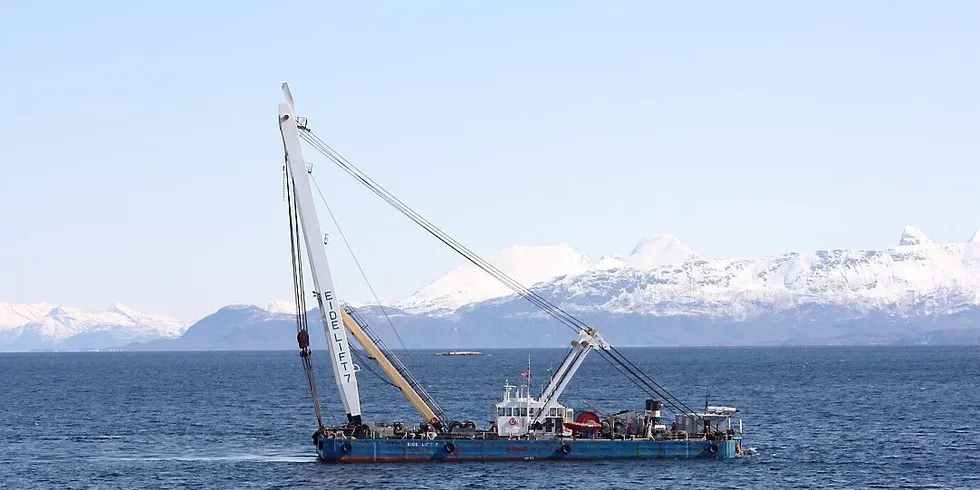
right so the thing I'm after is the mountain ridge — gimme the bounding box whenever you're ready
[0,302,188,351]
[125,224,980,351]
[393,225,980,319]
[4,225,979,351]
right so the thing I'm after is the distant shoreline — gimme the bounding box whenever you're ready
[4,344,980,354]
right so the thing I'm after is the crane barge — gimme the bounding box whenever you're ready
[277,83,745,462]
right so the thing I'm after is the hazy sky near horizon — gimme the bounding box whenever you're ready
[1,1,977,321]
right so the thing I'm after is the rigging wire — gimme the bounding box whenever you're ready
[284,161,326,429]
[297,128,705,422]
[309,173,447,422]
[309,175,411,355]
[348,341,398,389]
[299,131,580,330]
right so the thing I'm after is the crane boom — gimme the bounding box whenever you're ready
[279,83,362,424]
[341,309,445,430]
[532,329,609,425]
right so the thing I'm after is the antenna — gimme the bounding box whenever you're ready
[704,391,710,434]
[527,353,532,391]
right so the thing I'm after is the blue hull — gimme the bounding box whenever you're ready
[316,438,740,462]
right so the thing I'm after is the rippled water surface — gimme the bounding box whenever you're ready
[2,346,979,489]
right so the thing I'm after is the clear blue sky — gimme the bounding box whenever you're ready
[1,1,977,321]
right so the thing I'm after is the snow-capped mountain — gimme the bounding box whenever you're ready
[11,225,980,351]
[394,226,980,322]
[304,225,970,347]
[0,302,189,351]
[536,237,979,320]
[395,238,702,315]
[396,244,595,314]
[0,302,55,329]
[263,300,297,315]
[898,225,934,246]
[131,303,337,351]
[625,234,701,270]
[588,235,700,272]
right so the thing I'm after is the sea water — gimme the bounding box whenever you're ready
[2,346,978,489]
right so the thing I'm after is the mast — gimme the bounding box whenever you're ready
[279,82,362,424]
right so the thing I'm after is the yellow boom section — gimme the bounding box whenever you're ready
[340,309,444,430]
